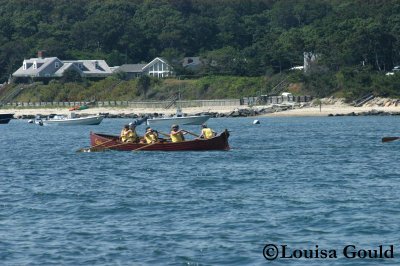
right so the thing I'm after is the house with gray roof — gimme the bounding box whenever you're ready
[13,57,64,78]
[14,53,174,81]
[182,57,202,72]
[113,57,174,79]
[114,64,147,79]
[13,53,113,80]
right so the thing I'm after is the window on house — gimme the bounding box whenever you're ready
[55,62,59,68]
[33,62,37,69]
[23,63,26,70]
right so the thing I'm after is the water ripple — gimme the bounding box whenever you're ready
[0,117,399,265]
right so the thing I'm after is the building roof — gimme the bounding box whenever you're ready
[182,57,201,67]
[13,57,59,77]
[13,57,114,78]
[63,60,112,76]
[143,57,169,70]
[54,63,82,77]
[116,64,147,73]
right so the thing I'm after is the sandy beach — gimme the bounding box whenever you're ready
[2,97,400,118]
[261,97,400,117]
[261,105,400,117]
[2,105,242,117]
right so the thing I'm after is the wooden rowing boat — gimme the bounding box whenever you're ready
[89,130,230,151]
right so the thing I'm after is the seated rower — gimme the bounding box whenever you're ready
[170,124,187,143]
[120,124,130,142]
[199,124,216,139]
[144,127,159,144]
[127,123,139,143]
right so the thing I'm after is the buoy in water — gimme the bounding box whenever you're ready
[253,119,260,124]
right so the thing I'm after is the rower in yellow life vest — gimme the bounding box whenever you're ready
[144,127,159,144]
[126,123,139,143]
[120,124,130,142]
[170,124,187,143]
[199,124,216,139]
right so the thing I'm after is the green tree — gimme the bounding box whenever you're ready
[137,75,151,99]
[61,69,82,83]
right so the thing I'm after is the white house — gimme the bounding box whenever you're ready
[113,57,174,79]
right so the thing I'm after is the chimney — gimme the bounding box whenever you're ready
[38,50,45,59]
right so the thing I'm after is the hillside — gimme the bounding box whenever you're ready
[2,68,400,104]
[1,0,400,99]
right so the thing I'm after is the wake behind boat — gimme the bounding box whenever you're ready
[87,130,230,151]
[43,113,104,126]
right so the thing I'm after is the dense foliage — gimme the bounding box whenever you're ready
[5,75,265,102]
[0,0,399,99]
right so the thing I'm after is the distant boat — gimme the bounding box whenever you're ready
[130,116,148,126]
[0,113,14,124]
[146,108,210,126]
[69,105,89,111]
[43,113,104,126]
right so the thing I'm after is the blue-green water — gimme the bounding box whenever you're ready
[1,117,399,265]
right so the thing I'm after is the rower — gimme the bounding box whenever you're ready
[199,124,216,139]
[170,124,187,143]
[144,127,159,144]
[120,124,130,142]
[127,122,139,143]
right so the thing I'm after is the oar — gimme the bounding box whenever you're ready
[99,141,135,152]
[132,142,158,152]
[157,131,170,138]
[86,141,133,152]
[382,137,400,143]
[183,130,200,137]
[76,139,114,152]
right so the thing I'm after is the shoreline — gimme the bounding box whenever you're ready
[2,102,400,119]
[261,105,400,117]
[2,106,241,118]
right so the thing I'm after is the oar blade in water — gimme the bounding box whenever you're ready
[382,137,400,143]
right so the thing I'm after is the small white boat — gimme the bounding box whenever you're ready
[43,113,104,126]
[146,108,210,126]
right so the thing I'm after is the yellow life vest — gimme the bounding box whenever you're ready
[202,128,214,139]
[120,129,129,142]
[127,130,138,142]
[170,131,184,142]
[145,132,158,144]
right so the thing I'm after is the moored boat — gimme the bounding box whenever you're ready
[89,130,230,151]
[69,105,89,111]
[146,108,210,126]
[43,114,104,126]
[0,113,14,124]
[146,114,210,126]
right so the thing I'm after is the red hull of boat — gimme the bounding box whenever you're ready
[89,130,230,151]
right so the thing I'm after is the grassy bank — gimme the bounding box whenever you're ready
[1,70,400,103]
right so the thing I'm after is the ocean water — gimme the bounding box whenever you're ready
[0,116,399,265]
